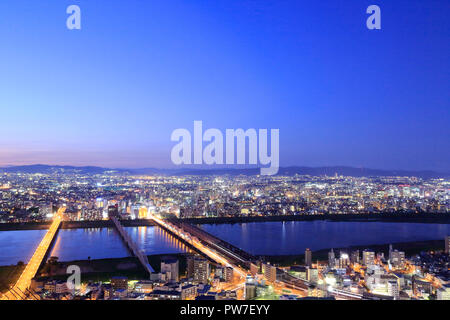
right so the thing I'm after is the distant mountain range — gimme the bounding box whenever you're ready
[0,164,448,179]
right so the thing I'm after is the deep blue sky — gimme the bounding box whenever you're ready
[0,0,448,170]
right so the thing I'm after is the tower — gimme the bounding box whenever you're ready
[305,248,312,267]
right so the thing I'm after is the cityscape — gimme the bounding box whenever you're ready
[0,0,449,310]
[0,168,449,300]
[0,170,449,223]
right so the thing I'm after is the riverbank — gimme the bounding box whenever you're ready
[0,264,25,293]
[1,238,445,292]
[180,212,450,225]
[0,219,157,231]
[0,253,190,293]
[36,253,191,283]
[1,213,449,231]
[262,239,446,267]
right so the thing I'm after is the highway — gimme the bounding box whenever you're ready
[1,207,65,300]
[149,214,248,279]
[0,210,349,300]
[150,215,312,298]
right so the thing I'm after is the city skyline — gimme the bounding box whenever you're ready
[1,0,449,305]
[1,170,449,301]
[0,0,449,171]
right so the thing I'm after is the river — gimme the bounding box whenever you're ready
[0,221,448,265]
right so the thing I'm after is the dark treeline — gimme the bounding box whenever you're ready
[1,212,449,231]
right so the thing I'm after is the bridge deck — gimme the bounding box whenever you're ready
[174,222,257,266]
[111,217,154,275]
[1,208,65,300]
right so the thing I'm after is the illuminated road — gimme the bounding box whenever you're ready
[149,215,248,279]
[150,215,311,299]
[1,208,65,300]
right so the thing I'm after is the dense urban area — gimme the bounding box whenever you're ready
[0,171,449,300]
[0,172,448,222]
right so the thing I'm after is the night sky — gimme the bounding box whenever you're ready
[0,0,448,171]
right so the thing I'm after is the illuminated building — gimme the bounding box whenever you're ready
[187,256,209,284]
[250,263,259,276]
[134,280,154,294]
[245,283,257,300]
[306,267,319,283]
[139,206,148,219]
[437,284,450,300]
[224,267,233,282]
[161,257,179,282]
[339,252,350,268]
[350,250,360,264]
[263,263,277,282]
[305,248,312,267]
[389,250,405,269]
[445,236,450,255]
[387,280,399,300]
[111,276,128,293]
[362,249,375,266]
[328,249,335,268]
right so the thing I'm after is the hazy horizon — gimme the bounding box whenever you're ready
[1,162,448,174]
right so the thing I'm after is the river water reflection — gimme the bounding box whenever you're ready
[0,221,448,265]
[200,221,450,255]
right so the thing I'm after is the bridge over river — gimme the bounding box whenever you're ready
[1,213,361,300]
[1,208,65,300]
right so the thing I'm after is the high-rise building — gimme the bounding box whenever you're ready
[388,280,399,300]
[216,266,233,282]
[250,263,260,276]
[111,276,128,292]
[306,267,319,283]
[390,250,405,269]
[328,249,335,268]
[161,257,179,282]
[187,256,195,279]
[107,205,119,218]
[339,252,350,268]
[437,284,450,300]
[445,236,450,255]
[224,267,234,282]
[362,249,375,266]
[138,206,148,219]
[350,250,360,264]
[245,283,257,300]
[305,248,312,267]
[263,263,277,283]
[187,256,210,284]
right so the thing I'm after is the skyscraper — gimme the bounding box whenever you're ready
[161,256,179,282]
[224,267,234,282]
[390,250,405,269]
[445,236,450,255]
[388,280,399,300]
[306,267,319,283]
[328,249,335,268]
[350,250,360,264]
[263,263,277,283]
[339,252,350,268]
[187,256,210,284]
[362,249,375,266]
[245,283,257,300]
[305,248,312,267]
